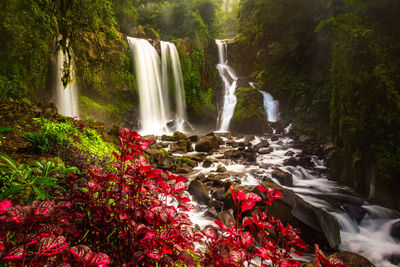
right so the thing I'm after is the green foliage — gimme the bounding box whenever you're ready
[23,132,50,154]
[0,127,12,138]
[0,154,76,203]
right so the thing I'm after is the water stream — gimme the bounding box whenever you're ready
[54,48,79,118]
[216,39,238,132]
[171,134,400,266]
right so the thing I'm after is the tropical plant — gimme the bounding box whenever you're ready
[0,127,12,138]
[0,154,76,203]
[23,132,50,154]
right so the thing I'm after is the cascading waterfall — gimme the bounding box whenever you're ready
[160,41,187,132]
[128,37,169,135]
[259,90,279,122]
[216,39,238,132]
[54,48,79,118]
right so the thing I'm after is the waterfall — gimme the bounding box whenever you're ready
[160,41,187,132]
[216,39,238,132]
[127,37,169,135]
[259,90,279,122]
[54,48,79,118]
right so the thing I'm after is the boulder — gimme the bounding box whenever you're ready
[157,156,174,170]
[244,135,255,142]
[226,140,238,148]
[271,168,293,186]
[266,183,341,249]
[271,136,279,141]
[169,140,189,153]
[204,207,218,218]
[195,136,220,152]
[258,147,273,154]
[189,135,199,142]
[216,165,227,173]
[145,149,164,163]
[343,204,367,224]
[202,159,213,168]
[212,189,226,201]
[224,149,242,159]
[210,200,223,212]
[172,131,187,141]
[188,180,211,204]
[302,251,375,267]
[175,163,193,174]
[284,150,295,157]
[283,157,298,167]
[217,209,235,226]
[254,140,270,150]
[390,220,400,241]
[161,135,174,141]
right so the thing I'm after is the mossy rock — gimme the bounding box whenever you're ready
[172,131,187,141]
[231,87,269,134]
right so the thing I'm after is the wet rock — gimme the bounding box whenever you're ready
[271,135,279,141]
[283,157,298,167]
[298,156,314,168]
[175,163,192,174]
[210,200,223,212]
[158,156,174,170]
[189,135,199,142]
[254,140,270,150]
[244,135,255,142]
[202,159,213,168]
[258,147,273,154]
[343,204,367,224]
[205,207,218,218]
[195,136,220,152]
[188,180,210,204]
[217,209,235,226]
[44,107,58,118]
[161,135,174,141]
[390,220,400,241]
[195,174,206,182]
[224,149,242,159]
[284,150,295,157]
[212,189,226,201]
[31,104,43,113]
[226,140,238,148]
[243,152,257,162]
[169,140,188,153]
[216,165,227,173]
[302,251,375,267]
[172,131,187,141]
[271,168,293,186]
[266,183,341,249]
[145,149,164,163]
[238,141,251,147]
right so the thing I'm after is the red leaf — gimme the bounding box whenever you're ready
[147,251,160,261]
[70,245,93,262]
[257,184,267,193]
[91,253,110,265]
[214,219,226,231]
[2,245,24,260]
[256,247,270,259]
[237,190,247,201]
[203,226,218,240]
[241,200,256,212]
[0,200,12,214]
[230,186,237,204]
[241,231,253,246]
[33,201,55,217]
[246,192,262,202]
[38,236,68,256]
[174,182,186,192]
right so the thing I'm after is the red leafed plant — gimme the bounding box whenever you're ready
[315,244,346,267]
[200,185,307,266]
[0,199,110,266]
[61,128,198,265]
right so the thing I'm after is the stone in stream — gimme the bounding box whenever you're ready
[189,135,199,142]
[283,157,298,167]
[258,147,273,154]
[216,165,227,173]
[226,140,238,148]
[284,150,295,157]
[211,188,226,201]
[224,149,242,159]
[302,251,375,267]
[342,203,367,225]
[204,207,218,219]
[390,220,400,242]
[202,159,213,168]
[217,209,235,226]
[195,135,220,152]
[271,168,293,186]
[175,163,192,174]
[157,156,174,170]
[188,180,211,204]
[254,139,270,150]
[172,131,187,141]
[271,135,279,141]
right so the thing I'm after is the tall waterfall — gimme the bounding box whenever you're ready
[128,37,169,135]
[54,49,79,118]
[161,41,187,132]
[128,37,189,134]
[259,90,279,122]
[216,39,238,132]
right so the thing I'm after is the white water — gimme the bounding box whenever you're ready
[128,37,169,135]
[259,90,279,122]
[160,41,187,132]
[184,134,400,266]
[216,39,238,132]
[54,48,79,117]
